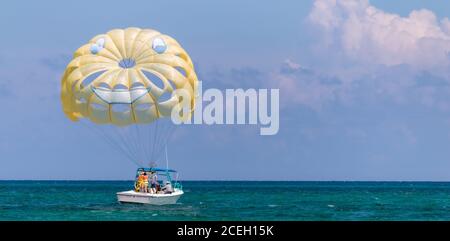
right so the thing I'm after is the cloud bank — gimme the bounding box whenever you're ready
[309,0,450,72]
[271,0,450,111]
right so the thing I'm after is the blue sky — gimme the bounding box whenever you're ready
[1,0,450,180]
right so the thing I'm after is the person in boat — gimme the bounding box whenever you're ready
[149,171,158,194]
[133,172,138,192]
[134,179,140,192]
[136,171,144,192]
[142,172,149,193]
[162,181,173,194]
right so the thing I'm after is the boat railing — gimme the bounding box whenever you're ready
[173,182,183,190]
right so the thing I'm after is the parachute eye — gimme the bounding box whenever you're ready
[90,38,105,54]
[90,45,100,54]
[96,38,105,48]
[152,38,167,54]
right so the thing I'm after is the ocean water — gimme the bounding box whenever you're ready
[1,181,450,220]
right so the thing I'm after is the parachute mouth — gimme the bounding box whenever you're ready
[118,58,136,69]
[91,85,151,104]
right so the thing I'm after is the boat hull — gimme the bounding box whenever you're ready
[116,189,183,205]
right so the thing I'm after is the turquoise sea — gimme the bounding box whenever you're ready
[1,181,450,220]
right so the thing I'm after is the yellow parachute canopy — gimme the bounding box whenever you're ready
[61,27,198,126]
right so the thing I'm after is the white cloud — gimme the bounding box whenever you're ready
[272,1,450,111]
[308,0,450,72]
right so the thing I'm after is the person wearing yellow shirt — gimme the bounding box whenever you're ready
[142,172,149,193]
[135,172,144,192]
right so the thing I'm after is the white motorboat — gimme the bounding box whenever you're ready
[117,167,184,205]
[117,189,184,205]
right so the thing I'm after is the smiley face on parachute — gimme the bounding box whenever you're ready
[61,27,198,125]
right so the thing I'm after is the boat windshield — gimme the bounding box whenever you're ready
[133,168,181,194]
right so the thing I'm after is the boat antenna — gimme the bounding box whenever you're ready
[165,145,169,170]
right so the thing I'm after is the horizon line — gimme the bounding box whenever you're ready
[2,179,450,182]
